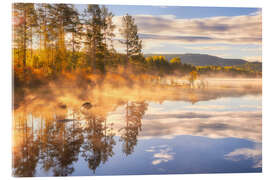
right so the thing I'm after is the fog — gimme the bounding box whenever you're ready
[13,76,262,145]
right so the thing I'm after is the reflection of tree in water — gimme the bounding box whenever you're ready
[12,112,40,177]
[13,109,85,177]
[39,115,84,176]
[188,90,198,104]
[120,101,148,156]
[12,101,147,176]
[81,113,115,173]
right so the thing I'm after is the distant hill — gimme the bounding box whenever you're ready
[236,61,262,72]
[144,53,261,67]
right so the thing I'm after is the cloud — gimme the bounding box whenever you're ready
[112,11,261,55]
[140,110,262,142]
[225,144,262,168]
[182,104,228,110]
[239,47,262,52]
[139,34,213,42]
[145,145,175,165]
[106,106,261,143]
[113,11,261,44]
[130,11,262,45]
[143,112,212,120]
[239,104,260,108]
[184,46,230,51]
[243,56,262,62]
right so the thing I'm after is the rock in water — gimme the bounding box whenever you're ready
[57,119,75,123]
[81,102,92,109]
[58,103,67,109]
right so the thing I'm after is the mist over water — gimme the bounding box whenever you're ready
[12,78,262,176]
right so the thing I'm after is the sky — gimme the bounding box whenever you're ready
[75,5,262,62]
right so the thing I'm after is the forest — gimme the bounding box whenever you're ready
[12,3,261,95]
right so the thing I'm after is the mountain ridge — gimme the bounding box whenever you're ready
[144,53,261,67]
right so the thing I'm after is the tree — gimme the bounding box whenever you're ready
[64,5,82,71]
[145,56,171,76]
[119,14,142,64]
[36,3,54,72]
[189,70,198,88]
[37,112,84,176]
[65,5,81,54]
[47,4,78,72]
[120,101,148,156]
[13,3,37,70]
[81,114,115,173]
[170,57,181,64]
[101,6,115,52]
[12,111,40,177]
[81,5,115,73]
[82,5,105,71]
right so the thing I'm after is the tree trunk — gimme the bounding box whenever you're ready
[30,26,32,59]
[92,35,96,72]
[23,9,27,72]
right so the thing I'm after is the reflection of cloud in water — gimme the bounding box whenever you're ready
[105,102,261,142]
[145,145,175,165]
[225,144,262,168]
[144,112,212,119]
[140,110,261,142]
[182,104,228,110]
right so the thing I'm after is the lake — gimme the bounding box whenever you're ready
[12,79,262,176]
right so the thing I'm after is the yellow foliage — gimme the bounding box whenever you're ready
[170,57,181,64]
[189,70,198,81]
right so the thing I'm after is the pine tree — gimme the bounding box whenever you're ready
[48,4,78,72]
[101,6,115,53]
[82,5,113,72]
[13,3,36,70]
[65,5,81,71]
[36,3,52,71]
[119,14,142,64]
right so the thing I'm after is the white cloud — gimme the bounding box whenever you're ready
[239,47,262,52]
[140,110,262,142]
[225,145,262,168]
[184,46,230,51]
[182,104,228,110]
[145,145,175,165]
[112,11,262,56]
[243,56,262,62]
[132,11,262,44]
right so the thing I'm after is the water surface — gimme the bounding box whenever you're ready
[12,80,262,176]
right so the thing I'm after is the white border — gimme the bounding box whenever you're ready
[1,0,269,180]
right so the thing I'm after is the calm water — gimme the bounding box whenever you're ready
[12,83,262,176]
